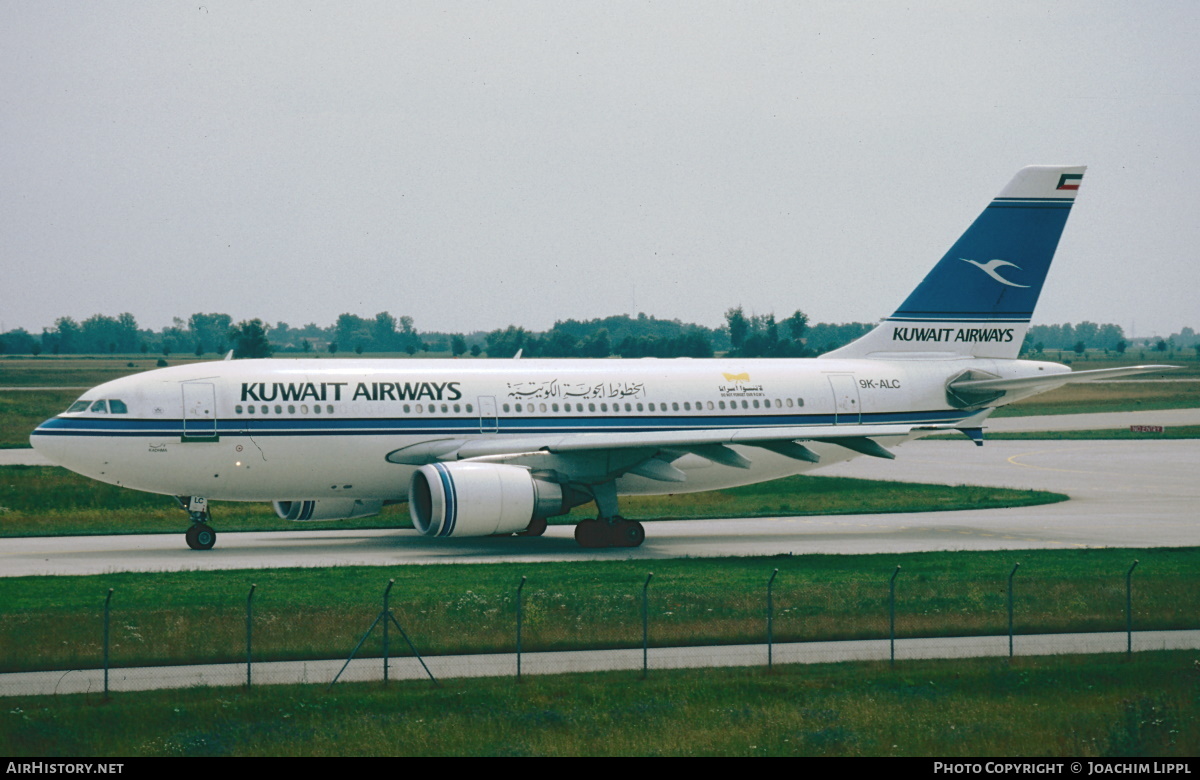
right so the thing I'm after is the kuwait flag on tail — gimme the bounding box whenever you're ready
[1056,172,1083,191]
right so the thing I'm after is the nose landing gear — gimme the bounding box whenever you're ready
[176,496,217,550]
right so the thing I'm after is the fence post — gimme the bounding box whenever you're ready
[767,568,779,671]
[516,575,527,682]
[383,579,394,686]
[642,572,654,680]
[103,588,113,699]
[1008,563,1021,658]
[1126,560,1139,657]
[889,566,900,666]
[246,584,256,689]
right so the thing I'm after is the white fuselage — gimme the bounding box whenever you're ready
[29,355,1064,504]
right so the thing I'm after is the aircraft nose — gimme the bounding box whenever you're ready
[29,419,70,467]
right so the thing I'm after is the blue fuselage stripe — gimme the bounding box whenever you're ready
[33,409,973,439]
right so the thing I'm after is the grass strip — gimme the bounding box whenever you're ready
[0,465,1066,537]
[1,548,1195,673]
[3,652,1197,756]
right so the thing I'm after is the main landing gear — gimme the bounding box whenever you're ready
[573,482,646,548]
[176,496,217,550]
[574,517,646,549]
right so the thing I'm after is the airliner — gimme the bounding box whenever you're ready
[30,165,1172,550]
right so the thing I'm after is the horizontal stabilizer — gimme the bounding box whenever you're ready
[949,365,1178,395]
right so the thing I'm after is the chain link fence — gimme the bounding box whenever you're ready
[2,562,1197,697]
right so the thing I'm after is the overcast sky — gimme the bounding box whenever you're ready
[3,2,1197,339]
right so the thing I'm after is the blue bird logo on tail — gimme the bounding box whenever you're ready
[960,258,1031,288]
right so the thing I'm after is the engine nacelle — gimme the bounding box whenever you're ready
[409,462,566,537]
[273,498,384,522]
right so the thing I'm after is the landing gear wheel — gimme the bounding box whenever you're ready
[186,523,216,550]
[574,519,607,549]
[612,518,645,548]
[519,515,548,537]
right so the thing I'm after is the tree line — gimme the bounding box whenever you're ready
[1,309,1189,360]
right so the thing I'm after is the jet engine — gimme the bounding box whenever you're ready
[409,462,568,537]
[273,498,384,521]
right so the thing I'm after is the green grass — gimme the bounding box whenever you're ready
[0,465,1067,538]
[1,548,1194,673]
[3,653,1198,756]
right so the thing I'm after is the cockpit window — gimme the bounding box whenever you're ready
[67,401,91,413]
[108,399,128,414]
[89,400,108,414]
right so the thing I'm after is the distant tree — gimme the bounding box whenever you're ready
[725,306,749,353]
[470,344,481,357]
[229,319,273,359]
[355,343,365,355]
[451,334,468,357]
[1073,341,1086,357]
[1155,339,1168,353]
[1115,339,1127,355]
[485,326,529,358]
[301,339,312,353]
[328,341,338,355]
[782,309,811,340]
[188,313,231,356]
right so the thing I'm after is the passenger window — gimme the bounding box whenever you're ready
[312,405,320,414]
[261,405,268,414]
[287,405,296,414]
[275,405,283,414]
[797,398,805,407]
[588,403,596,412]
[326,405,334,414]
[235,405,244,414]
[552,403,559,412]
[600,403,608,412]
[636,403,643,412]
[248,405,256,414]
[301,405,308,414]
[672,402,679,411]
[440,404,448,413]
[786,398,794,408]
[466,404,473,413]
[515,403,522,413]
[453,404,461,413]
[707,401,714,410]
[718,400,726,410]
[90,400,108,413]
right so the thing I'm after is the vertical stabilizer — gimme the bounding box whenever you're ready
[824,165,1085,359]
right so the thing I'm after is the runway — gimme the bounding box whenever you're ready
[3,434,1196,577]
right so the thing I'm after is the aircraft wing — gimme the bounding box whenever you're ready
[384,420,971,483]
